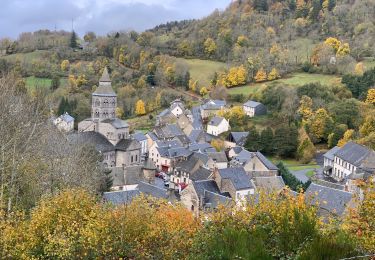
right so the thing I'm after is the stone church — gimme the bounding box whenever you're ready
[76,67,141,169]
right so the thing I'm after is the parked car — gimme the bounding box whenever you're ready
[164,180,170,187]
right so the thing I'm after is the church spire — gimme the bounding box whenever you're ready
[99,66,111,82]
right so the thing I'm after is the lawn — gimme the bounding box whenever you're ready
[4,50,49,63]
[363,57,375,70]
[25,76,52,90]
[305,170,316,178]
[228,72,342,96]
[178,58,227,86]
[288,165,320,171]
[268,156,317,167]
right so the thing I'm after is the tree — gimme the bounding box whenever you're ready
[274,125,299,157]
[267,68,280,81]
[306,108,334,143]
[354,62,364,76]
[83,31,96,43]
[237,65,247,85]
[337,43,350,56]
[70,31,78,49]
[135,100,146,116]
[297,128,316,163]
[328,124,348,148]
[365,89,375,105]
[255,68,267,82]
[51,75,60,91]
[211,139,224,151]
[204,38,217,56]
[298,95,314,121]
[245,126,262,151]
[260,127,274,155]
[324,37,341,52]
[115,107,124,118]
[60,60,70,71]
[337,129,355,147]
[200,87,208,96]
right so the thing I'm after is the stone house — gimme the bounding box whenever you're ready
[207,116,229,136]
[243,100,267,117]
[180,180,230,216]
[231,150,278,177]
[225,132,249,148]
[213,167,255,206]
[115,139,142,168]
[305,183,354,218]
[132,132,148,156]
[170,99,185,117]
[207,151,228,169]
[228,146,243,159]
[253,176,285,194]
[200,99,226,119]
[53,112,74,132]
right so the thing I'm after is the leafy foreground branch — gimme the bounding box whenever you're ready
[1,188,374,259]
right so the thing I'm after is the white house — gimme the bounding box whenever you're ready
[207,116,229,136]
[243,100,267,117]
[53,112,74,132]
[170,99,185,117]
[327,142,375,181]
[132,132,148,157]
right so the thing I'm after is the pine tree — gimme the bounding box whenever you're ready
[260,127,274,155]
[70,31,78,49]
[245,126,262,151]
[99,168,113,194]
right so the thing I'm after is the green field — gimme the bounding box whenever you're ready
[178,58,227,86]
[363,57,375,70]
[4,50,49,63]
[25,76,52,89]
[228,72,342,96]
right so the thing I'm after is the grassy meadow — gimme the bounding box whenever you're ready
[228,72,342,96]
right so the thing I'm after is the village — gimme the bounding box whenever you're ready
[53,67,375,219]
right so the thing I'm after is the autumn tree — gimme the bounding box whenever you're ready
[354,62,364,76]
[298,95,314,122]
[200,87,208,96]
[365,88,375,105]
[337,129,355,147]
[306,108,334,143]
[267,68,280,81]
[204,38,217,56]
[255,68,267,82]
[60,60,70,71]
[135,100,146,115]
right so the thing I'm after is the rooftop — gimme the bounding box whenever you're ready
[243,100,263,108]
[218,167,253,190]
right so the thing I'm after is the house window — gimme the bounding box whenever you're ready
[135,155,138,162]
[191,205,194,211]
[131,156,133,163]
[183,178,187,183]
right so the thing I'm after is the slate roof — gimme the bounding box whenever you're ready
[201,100,226,111]
[305,183,353,216]
[132,132,147,142]
[193,180,222,198]
[188,142,214,153]
[323,146,341,161]
[115,139,140,151]
[204,190,231,208]
[243,100,262,108]
[208,116,226,127]
[208,151,228,163]
[175,154,204,172]
[138,181,169,199]
[192,152,209,165]
[167,147,192,158]
[154,124,184,139]
[230,132,249,146]
[232,149,252,165]
[155,140,182,149]
[255,152,278,170]
[335,142,374,167]
[146,131,159,141]
[231,146,243,155]
[173,134,191,145]
[158,109,171,118]
[103,190,140,205]
[59,112,74,123]
[254,176,285,193]
[102,118,129,129]
[188,129,204,143]
[156,146,169,157]
[191,167,212,181]
[218,167,253,190]
[67,131,114,153]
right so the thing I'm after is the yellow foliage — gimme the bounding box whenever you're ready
[337,43,350,56]
[365,89,375,105]
[267,68,280,81]
[225,65,247,87]
[115,107,124,118]
[266,27,276,36]
[337,129,355,147]
[204,38,217,56]
[135,99,146,116]
[189,79,198,92]
[298,95,314,121]
[136,75,147,88]
[236,35,248,47]
[60,60,70,71]
[211,139,224,151]
[270,43,280,55]
[200,87,208,96]
[255,68,267,82]
[324,37,341,52]
[354,62,364,76]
